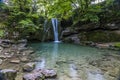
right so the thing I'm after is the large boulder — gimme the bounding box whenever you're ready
[41,69,57,78]
[23,63,36,72]
[63,34,80,44]
[23,68,57,80]
[0,69,17,80]
[17,39,27,48]
[61,27,78,37]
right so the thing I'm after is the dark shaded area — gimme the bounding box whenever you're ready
[0,71,6,80]
[0,0,3,2]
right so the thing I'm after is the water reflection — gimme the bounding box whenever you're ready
[50,43,58,68]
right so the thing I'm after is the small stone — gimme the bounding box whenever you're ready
[20,57,29,62]
[0,59,3,64]
[10,59,20,64]
[17,51,20,54]
[0,46,3,53]
[3,52,14,58]
[0,44,10,48]
[23,62,35,72]
[0,55,6,59]
[22,50,34,56]
[0,69,17,80]
[108,68,120,77]
[4,52,10,55]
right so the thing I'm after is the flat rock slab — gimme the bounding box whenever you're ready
[10,59,20,64]
[23,72,44,80]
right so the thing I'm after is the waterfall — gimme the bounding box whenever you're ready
[51,18,59,42]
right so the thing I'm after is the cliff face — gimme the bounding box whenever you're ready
[61,20,120,43]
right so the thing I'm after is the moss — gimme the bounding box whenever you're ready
[86,31,109,42]
[80,30,120,42]
[109,32,120,42]
[0,30,4,37]
[114,42,120,48]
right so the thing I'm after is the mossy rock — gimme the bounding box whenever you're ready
[79,30,120,42]
[114,42,120,48]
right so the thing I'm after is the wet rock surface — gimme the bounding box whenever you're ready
[1,39,120,80]
[42,69,57,78]
[87,53,120,80]
[23,62,36,72]
[0,39,36,80]
[0,69,17,80]
[23,72,44,80]
[23,69,57,80]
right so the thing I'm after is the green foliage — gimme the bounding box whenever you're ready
[37,0,72,19]
[0,0,43,40]
[9,0,33,12]
[0,0,120,41]
[0,30,4,37]
[19,19,38,32]
[114,42,120,48]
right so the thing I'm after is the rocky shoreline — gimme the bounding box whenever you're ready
[0,39,57,80]
[0,39,120,80]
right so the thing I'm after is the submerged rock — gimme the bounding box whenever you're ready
[23,63,36,72]
[108,68,120,77]
[23,71,44,80]
[23,68,57,80]
[0,69,17,80]
[42,69,57,78]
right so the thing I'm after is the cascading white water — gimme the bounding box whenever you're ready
[51,18,59,42]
